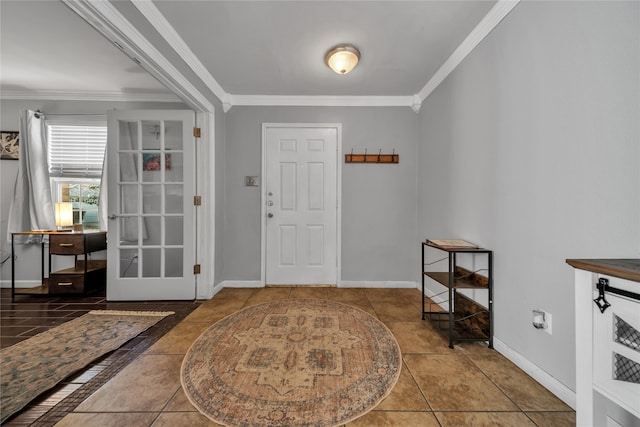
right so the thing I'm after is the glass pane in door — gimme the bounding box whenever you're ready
[120,248,138,278]
[165,153,183,182]
[165,185,183,214]
[165,248,183,277]
[165,216,183,245]
[141,121,161,149]
[165,121,183,150]
[119,121,138,150]
[142,248,161,277]
[142,185,162,214]
[119,185,138,214]
[119,153,138,182]
[119,217,138,245]
[142,216,161,246]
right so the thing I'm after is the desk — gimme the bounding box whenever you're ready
[11,230,107,300]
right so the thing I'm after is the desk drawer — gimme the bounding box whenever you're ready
[50,233,106,255]
[48,275,85,294]
[48,268,105,294]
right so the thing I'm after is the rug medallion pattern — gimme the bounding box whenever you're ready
[181,299,401,427]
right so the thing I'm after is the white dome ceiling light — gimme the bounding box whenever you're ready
[325,44,361,75]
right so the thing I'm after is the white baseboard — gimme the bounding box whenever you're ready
[219,280,418,289]
[0,280,41,289]
[209,281,225,297]
[493,337,576,410]
[421,284,576,409]
[338,281,417,288]
[221,280,264,288]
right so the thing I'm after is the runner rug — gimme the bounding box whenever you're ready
[0,310,174,423]
[181,299,401,427]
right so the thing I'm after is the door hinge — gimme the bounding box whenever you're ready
[193,264,201,275]
[194,196,202,206]
[193,127,201,138]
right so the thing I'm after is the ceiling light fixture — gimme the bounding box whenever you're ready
[325,44,360,75]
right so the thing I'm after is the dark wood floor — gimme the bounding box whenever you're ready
[0,288,200,426]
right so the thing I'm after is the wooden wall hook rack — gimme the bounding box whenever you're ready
[345,149,399,164]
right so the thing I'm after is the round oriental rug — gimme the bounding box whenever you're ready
[181,298,401,427]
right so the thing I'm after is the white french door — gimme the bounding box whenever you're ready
[263,124,340,285]
[106,110,196,300]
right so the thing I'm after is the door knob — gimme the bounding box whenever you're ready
[267,213,274,218]
[267,201,273,206]
[108,214,119,220]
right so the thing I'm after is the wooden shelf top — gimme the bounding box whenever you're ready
[566,259,640,283]
[424,271,489,289]
[425,241,491,253]
[12,230,106,236]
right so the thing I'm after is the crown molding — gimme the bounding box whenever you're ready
[417,0,520,102]
[131,0,229,107]
[0,89,181,103]
[229,95,416,110]
[56,0,521,113]
[62,0,215,112]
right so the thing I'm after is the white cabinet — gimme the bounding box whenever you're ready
[568,259,640,427]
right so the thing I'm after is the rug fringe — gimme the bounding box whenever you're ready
[88,310,175,317]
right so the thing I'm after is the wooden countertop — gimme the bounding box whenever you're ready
[566,259,640,283]
[12,230,106,236]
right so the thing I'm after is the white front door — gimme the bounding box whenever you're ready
[106,110,196,300]
[263,124,339,285]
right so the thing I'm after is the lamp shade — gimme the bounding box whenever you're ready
[325,45,360,74]
[55,202,73,227]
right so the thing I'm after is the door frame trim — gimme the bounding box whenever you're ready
[260,123,342,286]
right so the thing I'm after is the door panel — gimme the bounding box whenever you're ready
[107,110,195,300]
[265,126,338,285]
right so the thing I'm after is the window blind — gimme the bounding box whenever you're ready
[47,125,107,178]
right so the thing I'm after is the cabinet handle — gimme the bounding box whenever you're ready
[59,243,74,247]
[56,282,73,286]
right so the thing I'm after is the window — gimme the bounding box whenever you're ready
[46,119,107,230]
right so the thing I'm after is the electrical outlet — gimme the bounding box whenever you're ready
[544,312,552,335]
[533,309,552,335]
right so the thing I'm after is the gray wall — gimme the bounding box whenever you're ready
[222,106,418,282]
[0,99,189,284]
[417,1,639,391]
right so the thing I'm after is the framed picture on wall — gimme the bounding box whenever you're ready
[142,153,171,171]
[1,131,19,160]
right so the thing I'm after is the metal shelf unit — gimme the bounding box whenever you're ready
[421,241,493,349]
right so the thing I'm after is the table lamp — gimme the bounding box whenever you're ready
[55,202,73,230]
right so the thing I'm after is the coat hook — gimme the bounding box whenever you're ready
[363,148,367,161]
[377,149,382,162]
[392,148,396,162]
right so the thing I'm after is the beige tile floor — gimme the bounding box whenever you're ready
[54,287,575,427]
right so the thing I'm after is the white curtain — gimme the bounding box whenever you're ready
[98,149,108,231]
[118,121,147,241]
[7,110,55,238]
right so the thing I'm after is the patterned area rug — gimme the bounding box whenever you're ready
[0,310,173,423]
[181,299,401,427]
